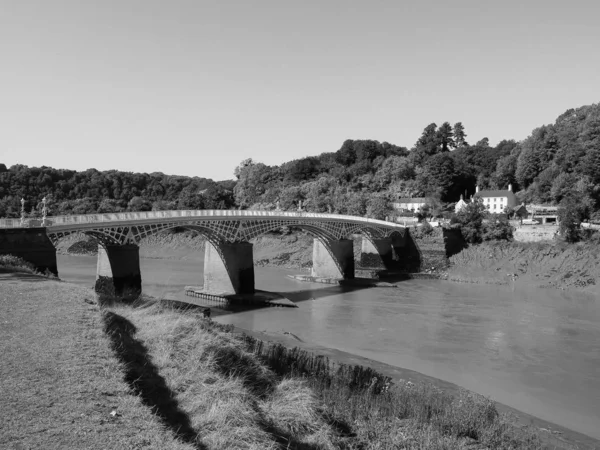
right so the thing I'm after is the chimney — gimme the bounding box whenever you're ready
[460,194,464,200]
[508,184,512,192]
[475,185,480,193]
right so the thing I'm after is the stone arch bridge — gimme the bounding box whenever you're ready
[0,210,409,299]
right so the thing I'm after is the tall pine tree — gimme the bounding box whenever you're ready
[453,122,468,148]
[437,122,455,151]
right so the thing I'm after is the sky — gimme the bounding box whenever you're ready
[1,1,599,181]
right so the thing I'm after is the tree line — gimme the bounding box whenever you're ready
[0,166,235,218]
[1,102,599,224]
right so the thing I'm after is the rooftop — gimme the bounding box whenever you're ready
[474,189,516,198]
[396,198,427,203]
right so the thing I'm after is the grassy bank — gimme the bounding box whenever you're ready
[104,298,561,449]
[2,272,593,449]
[0,273,195,449]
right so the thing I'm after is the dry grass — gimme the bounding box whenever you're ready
[108,301,338,449]
[105,299,568,450]
[0,273,194,450]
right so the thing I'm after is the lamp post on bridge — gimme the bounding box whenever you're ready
[41,197,48,226]
[20,198,25,227]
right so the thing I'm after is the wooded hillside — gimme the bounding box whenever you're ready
[1,102,599,221]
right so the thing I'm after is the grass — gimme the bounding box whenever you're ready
[0,273,195,449]
[104,298,562,450]
[1,272,581,449]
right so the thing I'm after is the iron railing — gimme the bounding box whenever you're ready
[0,210,405,229]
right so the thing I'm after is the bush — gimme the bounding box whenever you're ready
[482,216,513,242]
[0,254,39,274]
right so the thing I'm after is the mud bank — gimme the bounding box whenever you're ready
[447,241,600,294]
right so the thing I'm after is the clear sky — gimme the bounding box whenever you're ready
[1,0,598,181]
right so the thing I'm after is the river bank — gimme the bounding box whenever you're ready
[446,240,600,294]
[2,269,596,449]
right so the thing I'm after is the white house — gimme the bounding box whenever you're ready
[474,184,518,213]
[454,195,469,213]
[392,197,428,212]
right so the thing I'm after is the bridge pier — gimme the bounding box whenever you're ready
[203,241,255,295]
[311,238,354,279]
[95,244,142,300]
[360,237,394,269]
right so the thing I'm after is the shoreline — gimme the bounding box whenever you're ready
[227,323,599,450]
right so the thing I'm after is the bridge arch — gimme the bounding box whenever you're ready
[6,210,408,299]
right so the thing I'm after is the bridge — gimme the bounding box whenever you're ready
[0,210,409,299]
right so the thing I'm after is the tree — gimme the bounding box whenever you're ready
[419,153,459,201]
[436,122,455,151]
[454,197,487,243]
[127,196,152,211]
[233,162,276,208]
[482,215,513,241]
[371,156,415,191]
[453,122,468,148]
[410,123,439,165]
[366,195,392,220]
[493,154,519,191]
[475,137,490,147]
[416,203,431,222]
[234,158,254,179]
[558,196,583,243]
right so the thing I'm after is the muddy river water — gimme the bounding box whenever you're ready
[57,254,600,440]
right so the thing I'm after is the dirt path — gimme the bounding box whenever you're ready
[0,272,192,450]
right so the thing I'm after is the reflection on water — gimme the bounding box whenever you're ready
[57,254,600,440]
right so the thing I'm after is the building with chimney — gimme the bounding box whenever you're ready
[474,184,518,214]
[393,197,428,212]
[454,194,469,213]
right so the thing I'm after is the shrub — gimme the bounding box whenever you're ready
[482,216,513,241]
[0,254,39,274]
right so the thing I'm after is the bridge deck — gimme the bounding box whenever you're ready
[0,209,405,231]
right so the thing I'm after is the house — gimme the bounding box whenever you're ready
[528,204,559,224]
[454,195,469,213]
[513,204,529,219]
[474,184,518,214]
[392,197,427,212]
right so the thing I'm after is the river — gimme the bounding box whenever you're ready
[56,254,600,441]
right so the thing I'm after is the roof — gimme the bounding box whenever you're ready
[474,190,515,198]
[397,198,427,203]
[529,204,559,212]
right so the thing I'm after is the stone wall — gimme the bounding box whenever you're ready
[395,227,466,272]
[0,228,58,275]
[513,225,559,242]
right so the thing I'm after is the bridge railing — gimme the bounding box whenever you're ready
[0,209,406,229]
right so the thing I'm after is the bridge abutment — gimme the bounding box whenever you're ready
[0,228,58,276]
[95,244,142,300]
[203,241,255,295]
[311,238,354,279]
